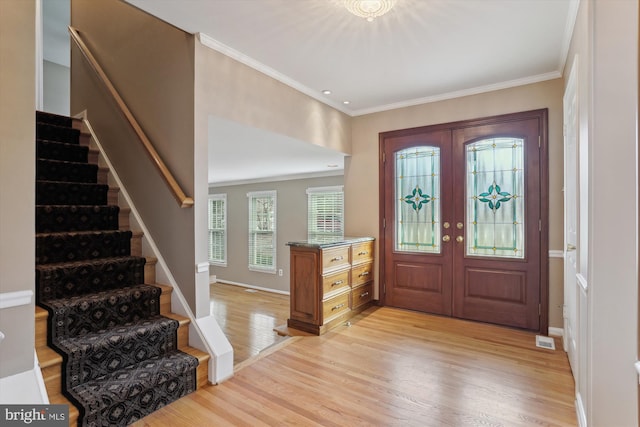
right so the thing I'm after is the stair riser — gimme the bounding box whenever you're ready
[36,206,120,234]
[37,181,108,206]
[37,140,88,163]
[145,260,156,284]
[36,257,145,302]
[36,231,132,264]
[37,160,97,184]
[37,112,73,128]
[36,123,80,145]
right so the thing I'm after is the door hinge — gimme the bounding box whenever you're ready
[539,219,542,232]
[382,152,386,163]
[383,218,386,229]
[383,282,386,295]
[538,135,541,148]
[539,304,541,316]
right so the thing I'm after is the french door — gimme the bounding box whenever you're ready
[380,110,548,331]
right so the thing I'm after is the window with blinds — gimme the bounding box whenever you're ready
[208,194,227,266]
[247,190,276,273]
[307,186,344,242]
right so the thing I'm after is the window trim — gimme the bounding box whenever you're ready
[208,193,227,267]
[247,190,277,274]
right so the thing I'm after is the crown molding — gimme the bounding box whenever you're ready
[197,32,351,115]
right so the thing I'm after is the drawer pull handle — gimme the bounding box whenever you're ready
[359,271,370,277]
[332,303,345,311]
[331,280,344,287]
[330,256,344,262]
[358,251,368,256]
[360,292,369,298]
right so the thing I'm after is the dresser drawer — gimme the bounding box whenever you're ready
[351,262,373,287]
[322,246,350,273]
[351,283,373,309]
[322,269,350,297]
[352,241,373,264]
[322,291,350,323]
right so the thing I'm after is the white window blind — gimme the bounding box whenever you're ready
[307,186,344,242]
[247,191,276,273]
[208,194,227,266]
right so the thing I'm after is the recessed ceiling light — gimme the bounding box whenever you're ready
[343,100,350,105]
[327,164,339,168]
[322,90,332,95]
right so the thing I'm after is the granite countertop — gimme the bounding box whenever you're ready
[286,236,374,249]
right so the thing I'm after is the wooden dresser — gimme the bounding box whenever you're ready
[286,237,375,335]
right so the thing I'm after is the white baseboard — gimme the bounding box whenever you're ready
[576,391,587,427]
[548,327,564,337]
[0,350,49,404]
[215,279,290,296]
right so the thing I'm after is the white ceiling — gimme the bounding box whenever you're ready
[46,0,579,185]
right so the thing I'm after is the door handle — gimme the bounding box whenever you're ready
[456,236,464,243]
[566,244,577,251]
[442,235,451,242]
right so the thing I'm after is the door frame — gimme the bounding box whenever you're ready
[378,109,549,334]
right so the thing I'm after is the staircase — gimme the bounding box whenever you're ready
[34,111,209,426]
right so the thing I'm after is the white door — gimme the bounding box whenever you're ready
[563,59,578,375]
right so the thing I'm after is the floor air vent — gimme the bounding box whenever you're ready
[535,335,556,350]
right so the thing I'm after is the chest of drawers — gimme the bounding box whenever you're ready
[287,237,374,335]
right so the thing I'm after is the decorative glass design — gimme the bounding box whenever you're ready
[466,138,525,258]
[395,146,440,253]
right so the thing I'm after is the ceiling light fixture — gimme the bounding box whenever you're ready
[344,0,397,22]
[322,89,332,95]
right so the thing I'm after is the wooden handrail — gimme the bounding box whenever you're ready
[68,26,194,208]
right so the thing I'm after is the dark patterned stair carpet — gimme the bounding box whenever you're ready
[35,111,198,426]
[37,140,89,163]
[37,181,109,206]
[36,205,120,234]
[37,159,98,183]
[36,230,133,264]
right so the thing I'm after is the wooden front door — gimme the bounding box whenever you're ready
[380,110,547,331]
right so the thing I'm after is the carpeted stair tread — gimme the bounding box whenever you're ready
[36,205,119,233]
[37,139,88,163]
[68,350,198,427]
[36,230,132,264]
[37,111,74,128]
[41,284,161,338]
[36,180,108,205]
[37,158,98,184]
[36,256,146,302]
[36,122,80,145]
[54,315,181,388]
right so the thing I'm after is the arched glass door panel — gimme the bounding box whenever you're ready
[395,146,441,253]
[466,137,525,258]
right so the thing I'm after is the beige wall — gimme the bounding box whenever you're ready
[346,79,565,328]
[70,0,201,313]
[0,0,36,377]
[210,175,344,293]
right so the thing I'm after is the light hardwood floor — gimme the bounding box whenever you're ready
[135,305,577,426]
[209,282,290,365]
